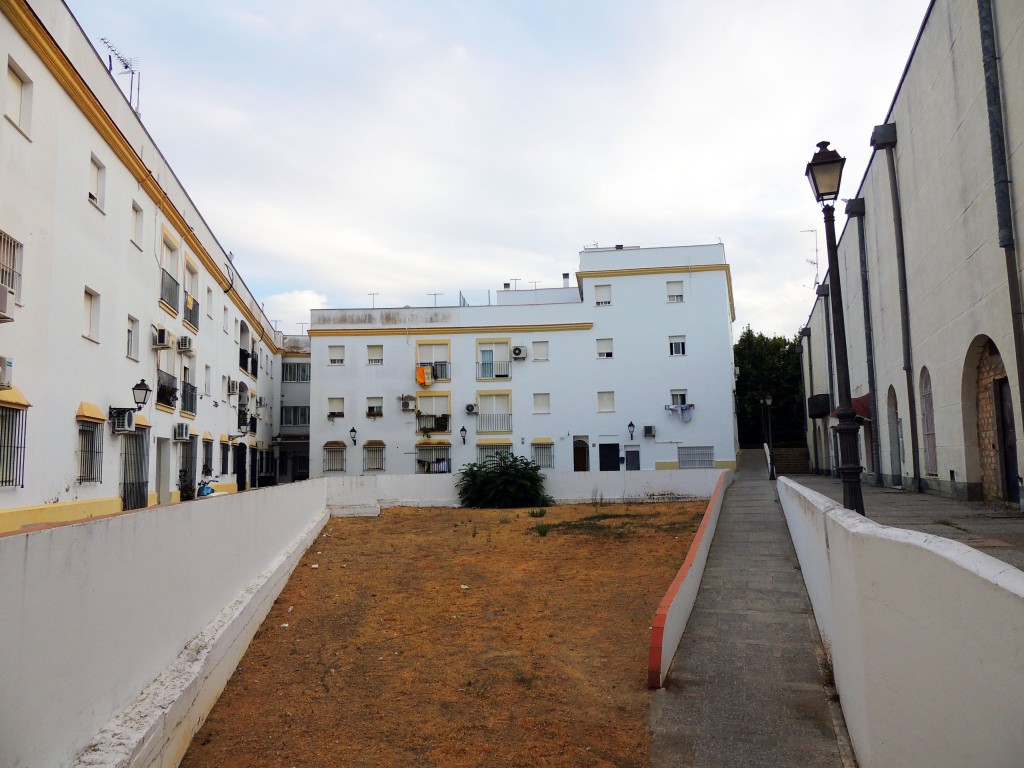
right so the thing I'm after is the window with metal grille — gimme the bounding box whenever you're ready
[283,362,310,382]
[920,367,937,476]
[595,284,611,306]
[328,345,345,365]
[417,342,450,380]
[367,344,383,365]
[179,438,196,492]
[203,439,213,474]
[220,442,230,475]
[363,444,385,471]
[477,393,511,432]
[119,428,149,511]
[0,229,23,304]
[77,421,103,482]
[323,444,346,472]
[671,389,687,406]
[416,445,451,474]
[667,280,684,302]
[669,335,686,356]
[677,445,714,468]
[597,338,613,358]
[477,444,512,462]
[532,443,553,468]
[0,405,26,486]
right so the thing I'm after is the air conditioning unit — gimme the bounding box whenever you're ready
[401,399,414,411]
[511,346,527,360]
[111,410,136,434]
[0,357,10,390]
[153,328,173,349]
[643,425,656,438]
[0,289,11,323]
[177,335,195,355]
[173,422,191,441]
[227,379,239,396]
[466,403,478,414]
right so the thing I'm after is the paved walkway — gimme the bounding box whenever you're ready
[649,452,853,768]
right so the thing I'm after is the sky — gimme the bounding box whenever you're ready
[69,0,934,338]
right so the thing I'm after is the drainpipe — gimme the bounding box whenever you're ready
[871,123,922,492]
[800,326,818,472]
[817,284,840,477]
[846,197,883,486]
[978,0,1024,503]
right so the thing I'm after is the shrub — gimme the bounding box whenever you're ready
[456,452,551,508]
[528,509,546,518]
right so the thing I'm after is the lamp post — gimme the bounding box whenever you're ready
[805,141,865,515]
[761,394,775,479]
[349,427,358,446]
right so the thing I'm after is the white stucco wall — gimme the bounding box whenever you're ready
[778,476,1024,768]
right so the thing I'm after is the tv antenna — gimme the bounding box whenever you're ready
[800,229,820,289]
[427,293,443,307]
[100,37,141,115]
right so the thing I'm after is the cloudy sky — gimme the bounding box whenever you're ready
[71,0,933,337]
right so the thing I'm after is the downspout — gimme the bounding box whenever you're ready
[800,326,817,472]
[817,284,840,477]
[978,0,1024,502]
[871,123,922,491]
[847,198,883,486]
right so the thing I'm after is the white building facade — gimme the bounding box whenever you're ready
[0,0,284,532]
[307,245,737,479]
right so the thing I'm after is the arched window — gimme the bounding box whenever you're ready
[920,367,937,476]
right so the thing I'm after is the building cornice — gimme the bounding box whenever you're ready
[308,322,594,337]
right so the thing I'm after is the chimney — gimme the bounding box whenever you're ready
[503,282,510,290]
[562,272,571,288]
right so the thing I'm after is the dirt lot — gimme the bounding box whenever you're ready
[180,500,705,768]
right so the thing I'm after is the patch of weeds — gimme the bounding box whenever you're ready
[935,518,971,533]
[471,524,478,538]
[528,509,546,518]
[498,515,511,524]
[513,668,534,688]
[534,523,551,537]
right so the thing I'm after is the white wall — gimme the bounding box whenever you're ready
[778,477,1024,768]
[0,479,329,768]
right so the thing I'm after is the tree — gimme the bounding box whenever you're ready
[455,452,552,508]
[733,325,804,448]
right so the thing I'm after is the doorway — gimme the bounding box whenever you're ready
[887,387,902,488]
[573,438,589,471]
[234,444,247,491]
[155,437,171,504]
[997,377,1019,503]
[120,430,149,510]
[598,443,620,471]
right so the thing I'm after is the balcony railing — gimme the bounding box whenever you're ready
[180,382,198,414]
[184,292,200,329]
[237,409,249,431]
[156,369,178,408]
[476,361,510,379]
[249,416,257,433]
[417,413,450,433]
[250,352,258,379]
[477,413,512,432]
[428,361,450,380]
[160,269,180,312]
[239,348,250,371]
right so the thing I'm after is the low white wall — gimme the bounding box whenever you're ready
[0,478,330,768]
[778,477,1024,768]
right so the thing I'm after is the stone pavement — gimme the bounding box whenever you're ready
[649,452,853,768]
[794,473,1024,570]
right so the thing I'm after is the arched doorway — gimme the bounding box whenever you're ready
[920,367,937,477]
[963,337,1018,502]
[887,386,902,487]
[573,438,589,472]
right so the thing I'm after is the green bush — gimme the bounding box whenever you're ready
[456,452,551,508]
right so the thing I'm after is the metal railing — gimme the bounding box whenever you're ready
[416,413,450,433]
[180,382,198,414]
[477,413,512,432]
[476,360,510,379]
[416,446,451,474]
[156,369,178,407]
[429,361,450,380]
[237,409,249,431]
[250,352,258,379]
[160,269,179,312]
[0,231,23,303]
[184,291,200,328]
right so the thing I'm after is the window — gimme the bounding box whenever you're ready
[221,375,228,400]
[597,391,615,412]
[220,442,230,475]
[328,397,345,417]
[363,444,385,471]
[328,345,345,365]
[478,393,512,432]
[281,406,310,426]
[416,394,450,433]
[6,58,32,135]
[0,229,23,304]
[417,342,450,379]
[0,405,27,486]
[367,344,383,365]
[283,362,311,382]
[625,447,640,471]
[532,341,549,361]
[234,318,239,342]
[206,287,213,318]
[126,315,139,359]
[477,443,512,462]
[667,281,684,303]
[323,443,347,472]
[204,365,212,396]
[77,421,103,483]
[597,338,613,358]
[366,396,383,418]
[88,154,105,209]
[203,440,213,475]
[595,284,611,306]
[921,367,937,476]
[160,237,180,312]
[678,445,714,468]
[131,201,143,246]
[83,288,100,341]
[477,341,510,379]
[533,393,550,414]
[416,444,451,474]
[223,306,229,333]
[669,335,686,356]
[532,443,553,468]
[670,389,687,406]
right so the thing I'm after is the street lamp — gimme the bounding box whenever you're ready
[349,427,358,446]
[805,141,865,514]
[627,421,635,440]
[460,425,467,444]
[761,395,775,479]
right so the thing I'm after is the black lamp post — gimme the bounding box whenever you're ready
[806,141,865,515]
[460,425,467,444]
[627,421,635,440]
[109,379,152,420]
[349,427,358,445]
[761,394,775,479]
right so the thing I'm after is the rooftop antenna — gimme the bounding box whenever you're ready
[800,229,820,289]
[368,293,379,308]
[508,278,521,290]
[99,37,140,115]
[529,281,540,290]
[427,292,443,307]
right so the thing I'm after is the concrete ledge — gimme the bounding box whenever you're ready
[647,470,732,688]
[70,510,329,768]
[328,504,381,517]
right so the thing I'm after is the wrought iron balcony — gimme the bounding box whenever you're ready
[476,361,510,379]
[477,413,512,432]
[180,382,198,414]
[429,361,450,380]
[416,413,451,433]
[160,269,179,312]
[237,409,249,430]
[184,292,200,328]
[156,369,178,407]
[250,352,258,379]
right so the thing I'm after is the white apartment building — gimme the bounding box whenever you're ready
[0,0,284,532]
[800,0,1024,503]
[307,244,738,478]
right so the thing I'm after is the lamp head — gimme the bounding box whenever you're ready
[805,141,846,204]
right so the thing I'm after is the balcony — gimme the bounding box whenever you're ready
[237,409,249,431]
[417,413,450,434]
[180,382,198,414]
[249,416,257,433]
[160,269,179,313]
[156,369,178,408]
[184,292,200,329]
[239,348,250,372]
[428,361,450,380]
[250,353,258,379]
[476,361,510,380]
[477,413,512,432]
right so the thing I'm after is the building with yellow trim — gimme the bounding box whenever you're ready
[308,244,738,476]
